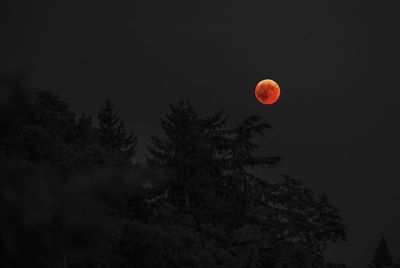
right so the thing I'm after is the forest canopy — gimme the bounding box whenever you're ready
[0,80,346,268]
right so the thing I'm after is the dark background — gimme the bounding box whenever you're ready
[1,0,399,266]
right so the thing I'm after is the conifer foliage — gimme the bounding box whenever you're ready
[370,238,394,268]
[147,100,280,206]
[97,100,137,160]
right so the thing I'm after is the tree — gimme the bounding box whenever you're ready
[147,100,279,207]
[97,100,137,161]
[370,237,393,268]
[4,91,104,168]
[11,91,77,163]
[147,100,227,206]
[248,176,346,266]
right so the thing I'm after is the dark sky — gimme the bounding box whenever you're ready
[1,0,400,266]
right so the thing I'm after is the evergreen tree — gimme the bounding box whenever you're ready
[147,100,227,206]
[248,175,346,266]
[97,100,137,160]
[147,100,279,207]
[370,237,393,268]
[225,115,280,176]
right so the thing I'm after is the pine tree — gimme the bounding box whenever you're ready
[147,100,279,207]
[370,237,393,268]
[147,100,225,206]
[97,100,137,160]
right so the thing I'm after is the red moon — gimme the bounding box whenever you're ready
[255,79,281,105]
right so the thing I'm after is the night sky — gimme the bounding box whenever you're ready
[1,0,400,266]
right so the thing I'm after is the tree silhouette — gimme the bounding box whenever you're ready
[11,91,77,163]
[247,175,346,266]
[370,237,393,268]
[147,100,280,207]
[2,91,106,169]
[97,100,137,161]
[147,100,228,206]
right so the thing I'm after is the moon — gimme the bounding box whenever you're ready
[255,79,281,105]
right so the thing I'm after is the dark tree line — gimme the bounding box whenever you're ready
[0,80,349,267]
